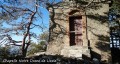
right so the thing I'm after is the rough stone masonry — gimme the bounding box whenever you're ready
[46,0,111,63]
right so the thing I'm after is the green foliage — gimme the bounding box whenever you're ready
[27,41,47,56]
[0,46,20,62]
[39,31,49,41]
[111,0,120,13]
[27,31,49,56]
[109,0,120,27]
[0,46,10,59]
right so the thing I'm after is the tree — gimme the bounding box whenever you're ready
[0,45,20,62]
[27,31,49,56]
[110,0,120,13]
[109,0,120,30]
[39,31,49,41]
[0,0,61,57]
[27,41,47,56]
[0,46,10,60]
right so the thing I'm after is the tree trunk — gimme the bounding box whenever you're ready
[21,5,37,57]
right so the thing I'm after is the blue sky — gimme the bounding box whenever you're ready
[0,0,62,45]
[0,8,50,43]
[11,8,50,43]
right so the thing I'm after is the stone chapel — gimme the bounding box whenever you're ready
[46,0,111,63]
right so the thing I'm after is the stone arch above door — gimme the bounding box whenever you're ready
[68,9,85,16]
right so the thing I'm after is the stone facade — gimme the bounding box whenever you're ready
[46,0,111,63]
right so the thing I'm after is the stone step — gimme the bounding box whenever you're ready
[61,46,90,59]
[63,46,88,50]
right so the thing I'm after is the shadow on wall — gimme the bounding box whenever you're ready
[95,41,110,52]
[48,4,67,42]
[88,25,111,63]
[95,35,110,52]
[90,50,101,60]
[76,0,103,10]
[97,35,109,42]
[88,25,110,52]
[82,50,102,64]
[87,14,108,23]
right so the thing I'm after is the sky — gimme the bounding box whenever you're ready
[12,8,50,43]
[0,0,62,46]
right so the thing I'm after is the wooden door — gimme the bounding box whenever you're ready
[69,16,83,46]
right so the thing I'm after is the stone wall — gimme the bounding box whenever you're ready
[47,1,82,55]
[46,0,111,63]
[86,3,111,62]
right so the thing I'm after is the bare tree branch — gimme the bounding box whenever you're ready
[0,5,14,17]
[21,1,38,57]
